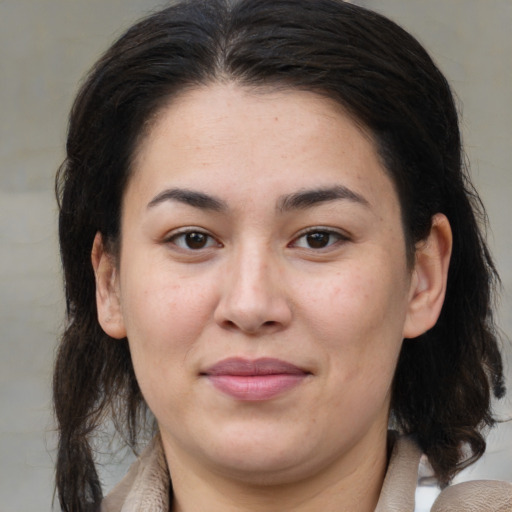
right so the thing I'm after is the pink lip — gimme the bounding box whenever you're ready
[202,357,309,401]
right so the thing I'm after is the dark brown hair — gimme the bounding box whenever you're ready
[54,0,505,510]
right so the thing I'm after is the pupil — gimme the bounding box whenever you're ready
[307,232,329,248]
[186,232,207,249]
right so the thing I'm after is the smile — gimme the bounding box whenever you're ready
[201,357,310,401]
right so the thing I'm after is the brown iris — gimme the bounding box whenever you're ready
[306,232,331,249]
[185,232,209,249]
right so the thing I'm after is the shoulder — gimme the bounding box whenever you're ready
[431,480,512,512]
[376,434,512,512]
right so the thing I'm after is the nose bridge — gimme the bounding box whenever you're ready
[215,238,291,333]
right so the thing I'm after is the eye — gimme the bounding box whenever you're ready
[292,229,347,250]
[167,229,220,250]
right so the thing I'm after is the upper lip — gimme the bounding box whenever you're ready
[201,357,308,376]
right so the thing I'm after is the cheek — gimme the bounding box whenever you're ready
[121,261,211,337]
[309,267,406,424]
[304,263,406,336]
[297,259,409,382]
[118,267,216,394]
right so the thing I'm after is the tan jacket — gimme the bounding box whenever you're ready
[101,435,512,512]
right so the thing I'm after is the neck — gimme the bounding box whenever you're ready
[164,430,389,512]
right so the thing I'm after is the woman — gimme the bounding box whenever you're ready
[53,0,510,510]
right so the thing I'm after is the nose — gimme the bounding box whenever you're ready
[214,244,292,335]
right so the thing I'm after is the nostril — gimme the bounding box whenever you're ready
[222,320,238,330]
[219,318,280,334]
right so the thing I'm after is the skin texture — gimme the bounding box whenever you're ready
[92,84,452,512]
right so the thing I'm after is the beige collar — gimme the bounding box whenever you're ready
[101,435,170,512]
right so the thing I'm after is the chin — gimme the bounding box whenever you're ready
[192,426,331,485]
[208,452,317,486]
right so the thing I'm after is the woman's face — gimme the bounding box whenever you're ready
[98,84,424,484]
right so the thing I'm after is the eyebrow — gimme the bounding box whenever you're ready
[147,188,227,212]
[146,184,369,213]
[277,185,370,212]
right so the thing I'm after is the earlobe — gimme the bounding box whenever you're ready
[403,214,453,339]
[91,232,127,339]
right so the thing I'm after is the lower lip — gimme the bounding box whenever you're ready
[207,374,306,401]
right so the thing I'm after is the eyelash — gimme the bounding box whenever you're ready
[290,228,349,250]
[165,228,221,251]
[165,227,349,252]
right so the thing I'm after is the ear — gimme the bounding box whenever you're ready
[403,213,453,339]
[91,232,127,339]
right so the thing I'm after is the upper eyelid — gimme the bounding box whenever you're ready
[288,228,351,253]
[294,226,350,239]
[163,227,222,248]
[164,226,213,238]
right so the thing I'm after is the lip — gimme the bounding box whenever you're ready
[201,357,309,401]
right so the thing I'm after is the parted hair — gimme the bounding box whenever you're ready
[54,0,505,510]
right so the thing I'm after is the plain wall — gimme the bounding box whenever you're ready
[0,1,510,510]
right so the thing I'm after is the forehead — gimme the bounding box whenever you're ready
[128,83,400,220]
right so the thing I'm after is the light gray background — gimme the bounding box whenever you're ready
[0,1,510,510]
